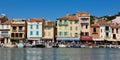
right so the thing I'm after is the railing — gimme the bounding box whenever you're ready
[12,30,17,32]
[58,23,68,26]
[18,30,24,32]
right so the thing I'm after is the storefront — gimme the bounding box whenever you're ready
[80,36,93,44]
[93,38,104,45]
[80,36,93,41]
[56,37,80,42]
[0,37,4,43]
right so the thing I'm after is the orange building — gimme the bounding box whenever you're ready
[90,24,100,40]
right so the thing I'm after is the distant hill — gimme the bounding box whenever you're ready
[90,12,120,24]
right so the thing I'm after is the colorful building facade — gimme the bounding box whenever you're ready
[27,18,44,44]
[10,18,27,43]
[42,20,56,42]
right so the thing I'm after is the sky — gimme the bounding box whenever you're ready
[0,0,120,21]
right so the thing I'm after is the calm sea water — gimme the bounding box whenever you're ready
[0,48,120,60]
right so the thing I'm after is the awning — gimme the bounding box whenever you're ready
[27,37,41,41]
[56,38,80,41]
[80,36,93,41]
[93,38,104,41]
[0,38,4,41]
[106,39,117,41]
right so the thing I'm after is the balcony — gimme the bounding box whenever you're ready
[12,30,17,32]
[18,30,24,32]
[58,23,68,26]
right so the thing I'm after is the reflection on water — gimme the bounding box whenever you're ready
[0,48,120,60]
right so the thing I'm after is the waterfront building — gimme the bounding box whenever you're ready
[42,20,56,42]
[27,18,44,44]
[0,14,11,44]
[111,16,120,23]
[56,13,80,42]
[110,24,120,42]
[97,20,113,42]
[90,23,101,41]
[77,12,92,41]
[10,18,27,43]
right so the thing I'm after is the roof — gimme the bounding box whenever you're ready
[111,16,120,23]
[44,21,56,27]
[57,16,69,20]
[110,23,120,28]
[1,20,11,24]
[68,15,78,20]
[57,15,78,20]
[76,12,90,16]
[28,18,44,22]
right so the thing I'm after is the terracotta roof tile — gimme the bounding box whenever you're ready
[44,21,56,27]
[68,15,78,20]
[76,12,90,16]
[1,20,11,24]
[28,18,44,22]
[57,16,69,20]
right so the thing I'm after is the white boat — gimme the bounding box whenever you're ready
[17,43,24,48]
[46,43,52,48]
[59,44,67,48]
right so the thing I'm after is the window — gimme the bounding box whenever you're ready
[93,28,96,33]
[112,28,114,33]
[59,32,62,36]
[75,33,78,37]
[13,27,16,30]
[75,21,78,24]
[30,25,33,29]
[76,26,78,31]
[19,26,23,30]
[116,28,118,33]
[64,20,67,24]
[113,34,116,39]
[86,25,88,29]
[105,26,109,31]
[6,24,9,28]
[106,32,109,37]
[81,32,84,36]
[59,20,62,24]
[36,25,39,29]
[101,29,102,32]
[36,31,39,36]
[30,31,33,35]
[64,32,67,36]
[85,32,89,36]
[70,27,72,30]
[81,18,88,20]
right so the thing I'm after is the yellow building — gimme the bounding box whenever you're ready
[10,18,27,43]
[56,13,80,42]
[56,12,91,42]
[42,20,56,42]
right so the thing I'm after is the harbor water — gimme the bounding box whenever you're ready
[0,48,120,60]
